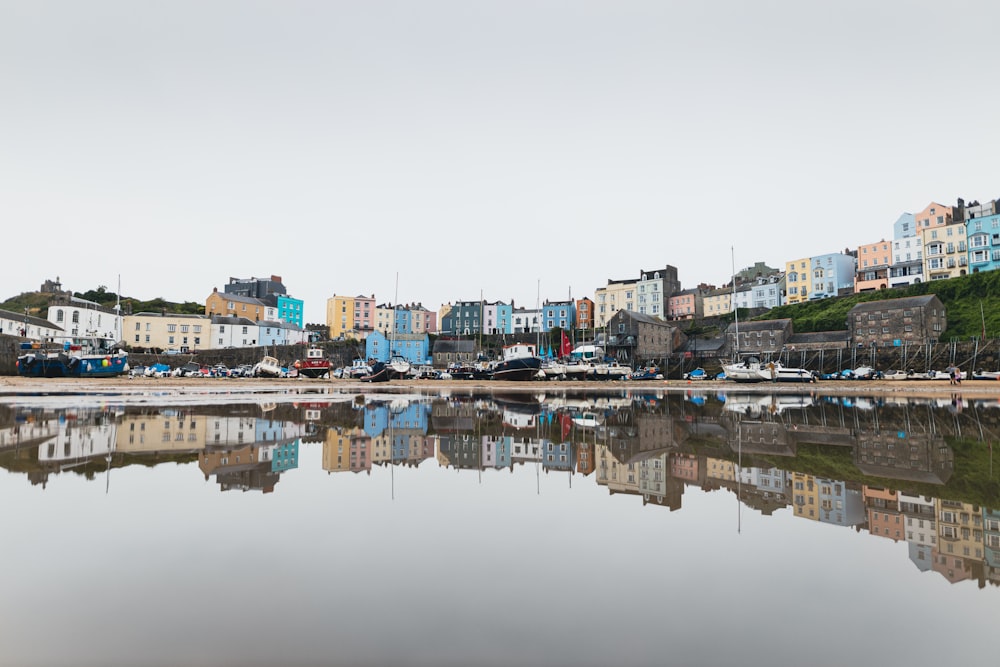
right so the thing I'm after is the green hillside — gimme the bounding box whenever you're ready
[755,270,1000,341]
[0,286,204,318]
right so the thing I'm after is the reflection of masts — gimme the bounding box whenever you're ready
[736,419,742,535]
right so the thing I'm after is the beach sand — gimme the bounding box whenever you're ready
[0,374,995,399]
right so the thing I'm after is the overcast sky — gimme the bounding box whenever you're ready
[3,1,999,323]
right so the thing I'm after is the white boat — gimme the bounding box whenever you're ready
[387,354,411,379]
[255,355,283,378]
[723,356,768,383]
[588,359,632,381]
[766,361,816,383]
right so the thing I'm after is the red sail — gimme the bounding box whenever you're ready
[560,331,573,357]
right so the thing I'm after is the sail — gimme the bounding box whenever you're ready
[560,331,572,357]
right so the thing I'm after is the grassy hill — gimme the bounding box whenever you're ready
[757,270,1000,340]
[0,287,204,318]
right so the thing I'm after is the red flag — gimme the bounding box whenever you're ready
[560,330,572,357]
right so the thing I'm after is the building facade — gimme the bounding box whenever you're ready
[848,295,946,347]
[855,239,892,293]
[124,312,211,352]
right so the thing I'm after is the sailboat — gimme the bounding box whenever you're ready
[386,274,411,379]
[722,249,767,382]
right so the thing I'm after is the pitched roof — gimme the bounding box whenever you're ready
[848,295,941,314]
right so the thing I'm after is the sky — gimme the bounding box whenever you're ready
[3,1,999,324]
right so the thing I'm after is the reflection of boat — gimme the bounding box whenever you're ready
[294,346,330,379]
[490,343,542,381]
[723,393,814,416]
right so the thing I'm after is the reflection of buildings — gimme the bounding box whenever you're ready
[199,443,283,493]
[902,493,937,573]
[865,486,902,540]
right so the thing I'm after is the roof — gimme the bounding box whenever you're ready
[726,318,792,333]
[616,310,672,327]
[0,309,64,330]
[848,294,941,314]
[210,292,266,306]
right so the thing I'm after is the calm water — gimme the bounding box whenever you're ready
[1,386,997,667]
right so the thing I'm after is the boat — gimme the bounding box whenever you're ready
[360,359,390,382]
[255,355,283,378]
[16,338,129,378]
[628,366,664,381]
[587,359,632,381]
[294,345,331,379]
[490,343,542,381]
[762,360,816,383]
[682,367,710,381]
[972,369,1000,381]
[386,354,412,380]
[723,355,769,383]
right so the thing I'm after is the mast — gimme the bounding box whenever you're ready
[731,246,738,358]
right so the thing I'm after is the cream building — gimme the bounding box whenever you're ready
[124,312,211,353]
[922,223,967,281]
[594,278,637,328]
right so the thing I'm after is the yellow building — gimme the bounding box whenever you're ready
[937,499,984,562]
[322,427,357,473]
[326,294,355,340]
[791,472,819,520]
[205,289,274,322]
[784,257,811,305]
[702,288,732,318]
[922,223,968,281]
[124,312,211,353]
[115,412,209,453]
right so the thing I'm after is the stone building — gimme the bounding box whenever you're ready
[606,310,684,364]
[848,295,946,348]
[725,318,794,356]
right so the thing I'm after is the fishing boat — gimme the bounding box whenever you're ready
[255,355,283,378]
[16,338,129,378]
[490,343,543,381]
[294,345,330,379]
[628,366,664,381]
[360,359,391,382]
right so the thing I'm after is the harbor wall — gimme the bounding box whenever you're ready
[2,334,999,378]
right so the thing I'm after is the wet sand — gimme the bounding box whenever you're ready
[0,374,996,399]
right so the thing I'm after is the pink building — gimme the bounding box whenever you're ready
[855,239,892,292]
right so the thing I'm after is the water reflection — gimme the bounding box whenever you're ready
[1,388,998,591]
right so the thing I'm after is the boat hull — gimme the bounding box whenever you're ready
[491,357,542,382]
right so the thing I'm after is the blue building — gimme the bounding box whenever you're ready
[270,441,300,473]
[966,210,1000,275]
[277,294,304,328]
[257,320,287,347]
[542,300,575,332]
[807,253,857,301]
[365,330,430,365]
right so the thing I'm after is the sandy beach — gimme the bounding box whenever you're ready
[0,374,996,399]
